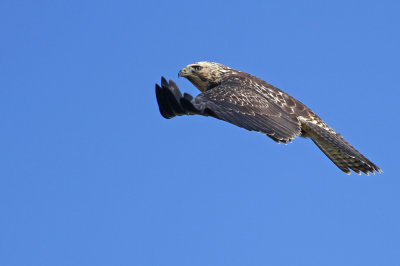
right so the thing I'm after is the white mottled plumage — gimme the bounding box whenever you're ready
[157,62,382,175]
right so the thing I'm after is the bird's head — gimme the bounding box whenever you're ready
[178,61,232,92]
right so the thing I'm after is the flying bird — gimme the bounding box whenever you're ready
[155,61,382,175]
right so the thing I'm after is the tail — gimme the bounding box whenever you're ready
[302,121,382,175]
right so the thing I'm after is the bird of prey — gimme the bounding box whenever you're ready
[155,61,382,175]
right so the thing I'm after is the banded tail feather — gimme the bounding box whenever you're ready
[302,121,382,175]
[155,60,382,176]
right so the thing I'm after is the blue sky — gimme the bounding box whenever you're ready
[1,1,399,265]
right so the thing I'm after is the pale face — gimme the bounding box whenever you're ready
[178,61,231,91]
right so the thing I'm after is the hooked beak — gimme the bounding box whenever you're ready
[178,67,191,78]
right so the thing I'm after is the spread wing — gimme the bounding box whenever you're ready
[156,77,301,143]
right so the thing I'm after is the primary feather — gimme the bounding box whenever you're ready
[156,62,382,175]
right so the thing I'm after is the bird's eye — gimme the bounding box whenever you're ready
[192,65,202,71]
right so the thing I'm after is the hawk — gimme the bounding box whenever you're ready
[155,61,382,175]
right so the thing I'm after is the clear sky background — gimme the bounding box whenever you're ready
[1,1,399,265]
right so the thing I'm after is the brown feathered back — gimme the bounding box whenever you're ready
[156,62,382,175]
